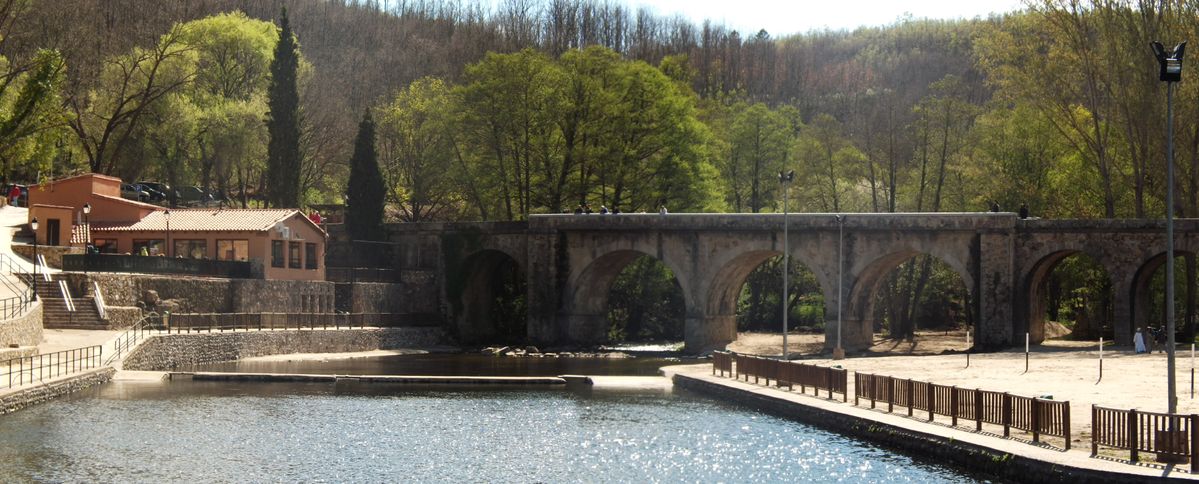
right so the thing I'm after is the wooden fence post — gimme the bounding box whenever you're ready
[1129,408,1139,462]
[1032,398,1041,443]
[1002,393,1011,438]
[1091,406,1098,456]
[927,382,935,422]
[887,377,894,413]
[907,379,914,417]
[975,388,983,432]
[1190,414,1198,473]
[1063,401,1071,450]
[854,373,860,406]
[951,386,959,427]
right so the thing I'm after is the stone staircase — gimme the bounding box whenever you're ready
[29,275,108,330]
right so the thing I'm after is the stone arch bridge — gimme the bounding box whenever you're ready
[331,214,1199,353]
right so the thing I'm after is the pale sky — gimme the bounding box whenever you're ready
[617,0,1025,35]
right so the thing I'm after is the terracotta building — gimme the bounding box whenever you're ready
[26,173,326,281]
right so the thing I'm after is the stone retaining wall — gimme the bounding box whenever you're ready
[74,273,335,314]
[11,244,83,269]
[122,328,445,371]
[0,302,41,347]
[0,367,114,415]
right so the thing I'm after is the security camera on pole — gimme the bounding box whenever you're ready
[1152,40,1186,416]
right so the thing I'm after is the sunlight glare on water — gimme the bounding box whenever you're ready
[0,381,979,483]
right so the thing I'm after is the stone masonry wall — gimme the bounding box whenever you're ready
[11,244,84,269]
[0,367,114,415]
[342,278,438,315]
[122,327,445,371]
[81,273,335,314]
[0,302,41,347]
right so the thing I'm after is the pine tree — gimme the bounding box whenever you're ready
[346,111,385,241]
[265,7,302,208]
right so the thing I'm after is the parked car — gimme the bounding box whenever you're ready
[120,183,150,202]
[177,185,214,206]
[136,181,176,205]
[133,183,167,203]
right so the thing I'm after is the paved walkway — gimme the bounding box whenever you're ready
[666,363,1198,481]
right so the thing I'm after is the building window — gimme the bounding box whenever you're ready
[288,241,301,269]
[133,239,165,256]
[174,240,208,259]
[305,243,318,269]
[93,239,118,254]
[217,240,249,261]
[271,240,284,267]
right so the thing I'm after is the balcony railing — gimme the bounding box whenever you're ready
[62,254,259,279]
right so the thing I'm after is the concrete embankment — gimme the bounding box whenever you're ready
[0,367,114,415]
[176,372,566,385]
[122,327,445,371]
[668,366,1191,484]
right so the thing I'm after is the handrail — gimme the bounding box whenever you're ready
[852,371,1071,450]
[104,312,163,365]
[57,280,74,312]
[36,254,49,281]
[1,345,103,388]
[1093,405,1199,471]
[0,253,31,318]
[166,312,420,332]
[92,281,106,320]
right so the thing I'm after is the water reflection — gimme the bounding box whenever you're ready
[0,380,978,483]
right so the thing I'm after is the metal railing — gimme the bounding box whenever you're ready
[1,345,103,389]
[61,254,257,279]
[166,312,426,332]
[92,281,106,320]
[57,280,74,311]
[0,253,31,318]
[1093,406,1199,471]
[718,352,848,400]
[853,372,1071,450]
[104,312,164,365]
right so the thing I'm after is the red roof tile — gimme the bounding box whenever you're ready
[90,209,318,233]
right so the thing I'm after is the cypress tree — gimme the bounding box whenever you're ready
[345,111,385,241]
[265,7,302,208]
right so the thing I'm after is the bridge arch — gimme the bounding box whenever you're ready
[843,246,973,349]
[1017,249,1114,343]
[561,248,693,347]
[1130,251,1197,338]
[451,249,527,344]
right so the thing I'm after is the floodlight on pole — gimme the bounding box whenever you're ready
[779,169,795,360]
[1152,40,1186,416]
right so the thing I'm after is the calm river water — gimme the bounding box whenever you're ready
[0,375,980,483]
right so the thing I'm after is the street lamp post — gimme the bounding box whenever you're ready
[82,203,91,278]
[30,217,37,302]
[1153,40,1186,415]
[164,209,171,257]
[779,170,795,360]
[834,214,845,360]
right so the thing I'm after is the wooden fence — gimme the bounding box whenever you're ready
[1093,406,1199,471]
[854,372,1071,450]
[719,352,848,400]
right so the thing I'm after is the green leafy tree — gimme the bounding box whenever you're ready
[0,48,71,180]
[345,112,385,241]
[265,7,302,208]
[377,77,459,221]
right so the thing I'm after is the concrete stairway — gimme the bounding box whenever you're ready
[28,275,107,330]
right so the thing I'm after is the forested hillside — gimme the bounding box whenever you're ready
[1,0,1194,340]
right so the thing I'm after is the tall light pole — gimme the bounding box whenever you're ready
[779,170,795,360]
[164,209,171,257]
[1153,40,1186,415]
[82,203,91,278]
[30,217,37,302]
[834,214,845,360]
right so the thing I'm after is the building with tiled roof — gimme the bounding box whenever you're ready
[26,173,326,281]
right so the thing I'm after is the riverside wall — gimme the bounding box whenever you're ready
[0,367,115,415]
[0,302,41,347]
[122,328,445,371]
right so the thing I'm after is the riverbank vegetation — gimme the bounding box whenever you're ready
[2,0,1196,342]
